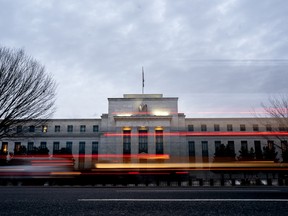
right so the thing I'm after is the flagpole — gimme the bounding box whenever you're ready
[142,66,144,94]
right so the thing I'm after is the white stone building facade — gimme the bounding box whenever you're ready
[1,94,286,170]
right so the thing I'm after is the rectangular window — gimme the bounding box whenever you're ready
[80,125,86,132]
[42,126,48,133]
[268,140,274,149]
[227,141,235,154]
[155,129,164,154]
[202,141,208,157]
[254,141,262,160]
[93,125,99,132]
[188,141,195,157]
[1,142,8,153]
[79,142,85,169]
[14,142,21,153]
[241,141,248,151]
[240,124,246,131]
[92,141,99,154]
[139,129,148,154]
[214,124,220,131]
[55,125,60,132]
[67,125,73,132]
[29,125,35,133]
[201,124,207,132]
[266,124,272,131]
[27,142,34,152]
[281,140,288,152]
[227,124,233,131]
[253,124,259,131]
[53,142,60,154]
[188,125,194,131]
[40,142,47,149]
[79,141,85,154]
[66,141,73,153]
[123,130,131,154]
[16,125,22,133]
[215,141,221,152]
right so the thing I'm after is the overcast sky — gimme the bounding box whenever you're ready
[1,0,288,118]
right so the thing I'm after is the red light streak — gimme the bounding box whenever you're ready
[77,154,169,159]
[105,131,288,137]
[128,172,139,175]
[176,172,189,174]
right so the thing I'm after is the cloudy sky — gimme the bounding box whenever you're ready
[1,0,288,118]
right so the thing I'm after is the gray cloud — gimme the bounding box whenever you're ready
[0,0,287,118]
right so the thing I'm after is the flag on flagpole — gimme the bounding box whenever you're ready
[142,66,144,94]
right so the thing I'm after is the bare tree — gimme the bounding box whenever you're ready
[258,95,288,162]
[0,46,56,140]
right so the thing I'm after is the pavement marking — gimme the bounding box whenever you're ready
[116,189,281,193]
[78,199,288,202]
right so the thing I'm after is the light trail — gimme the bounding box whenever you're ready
[104,131,288,137]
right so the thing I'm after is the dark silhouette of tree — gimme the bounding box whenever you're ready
[238,147,255,161]
[263,144,278,162]
[257,95,288,162]
[0,46,56,140]
[255,147,263,160]
[28,146,49,156]
[14,145,27,155]
[214,143,236,162]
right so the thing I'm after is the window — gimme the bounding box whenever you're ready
[40,142,47,149]
[202,141,208,157]
[215,141,221,152]
[93,125,99,132]
[42,126,48,133]
[79,141,85,154]
[227,124,233,131]
[281,140,288,152]
[79,142,85,169]
[214,124,220,131]
[201,124,207,131]
[123,129,131,154]
[267,140,274,149]
[66,141,73,153]
[67,125,73,132]
[188,125,194,131]
[29,125,35,133]
[1,142,8,153]
[254,141,262,160]
[155,129,164,154]
[80,125,86,132]
[241,141,248,151]
[240,124,246,131]
[266,124,272,131]
[14,142,21,153]
[27,142,34,152]
[92,141,99,154]
[53,142,60,154]
[16,125,22,133]
[188,141,195,157]
[55,125,60,132]
[253,124,259,131]
[227,141,235,154]
[139,129,148,154]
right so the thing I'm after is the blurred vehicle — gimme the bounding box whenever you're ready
[0,155,76,185]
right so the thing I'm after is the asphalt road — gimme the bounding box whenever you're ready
[0,187,288,215]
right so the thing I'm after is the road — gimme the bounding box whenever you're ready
[0,187,288,215]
